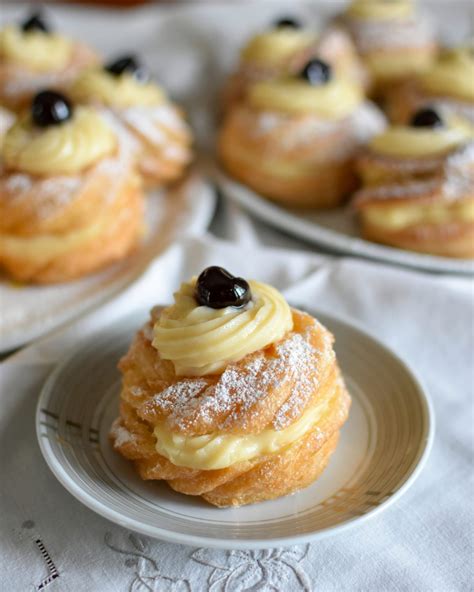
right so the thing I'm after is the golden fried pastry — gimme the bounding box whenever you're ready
[70,55,192,188]
[110,267,351,507]
[0,12,98,112]
[353,107,474,258]
[0,90,144,283]
[386,46,474,126]
[218,58,385,208]
[222,16,368,112]
[340,0,437,98]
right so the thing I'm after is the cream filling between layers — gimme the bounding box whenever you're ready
[152,279,293,376]
[368,124,472,158]
[362,200,474,230]
[153,397,328,470]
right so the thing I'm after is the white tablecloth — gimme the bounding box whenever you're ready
[1,2,473,591]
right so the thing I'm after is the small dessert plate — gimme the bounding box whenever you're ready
[216,171,474,276]
[36,308,433,549]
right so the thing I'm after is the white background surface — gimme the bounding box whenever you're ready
[1,2,473,591]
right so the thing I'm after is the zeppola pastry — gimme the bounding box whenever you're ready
[0,11,98,112]
[386,46,474,126]
[341,0,437,97]
[110,266,351,507]
[353,107,474,258]
[219,58,385,208]
[70,55,192,187]
[0,90,144,283]
[222,16,368,112]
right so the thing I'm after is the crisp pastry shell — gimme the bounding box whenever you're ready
[0,167,144,283]
[110,308,351,507]
[218,106,360,208]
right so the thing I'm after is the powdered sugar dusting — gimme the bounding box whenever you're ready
[110,419,137,447]
[142,319,330,434]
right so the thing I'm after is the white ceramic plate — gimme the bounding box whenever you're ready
[217,171,474,276]
[0,174,215,353]
[36,307,433,549]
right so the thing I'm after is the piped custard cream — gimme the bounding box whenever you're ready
[346,0,414,21]
[71,68,165,108]
[152,278,293,377]
[3,107,116,176]
[368,122,472,158]
[248,77,362,119]
[420,48,474,102]
[241,28,317,66]
[0,25,72,72]
[151,277,326,470]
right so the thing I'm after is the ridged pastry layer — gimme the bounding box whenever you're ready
[353,144,474,258]
[0,159,144,283]
[0,42,98,112]
[218,103,384,208]
[110,308,351,507]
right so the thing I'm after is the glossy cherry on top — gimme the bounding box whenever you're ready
[21,12,49,33]
[32,91,73,127]
[274,17,302,29]
[410,107,444,129]
[300,58,332,85]
[195,267,252,309]
[104,55,148,83]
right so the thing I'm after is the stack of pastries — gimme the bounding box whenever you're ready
[110,267,351,507]
[0,11,193,284]
[353,107,474,257]
[219,6,473,258]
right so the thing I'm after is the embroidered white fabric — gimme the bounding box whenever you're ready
[0,2,473,591]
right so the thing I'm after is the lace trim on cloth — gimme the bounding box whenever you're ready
[104,531,312,591]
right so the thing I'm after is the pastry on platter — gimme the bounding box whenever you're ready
[353,107,474,258]
[0,11,98,112]
[0,90,144,283]
[222,15,368,112]
[340,0,437,97]
[70,55,193,187]
[218,58,385,208]
[110,266,351,507]
[386,46,474,126]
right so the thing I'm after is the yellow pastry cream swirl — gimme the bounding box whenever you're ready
[368,119,473,158]
[0,25,72,72]
[241,28,317,66]
[420,47,474,102]
[152,278,293,377]
[346,0,414,21]
[3,107,117,176]
[153,395,329,470]
[248,77,363,119]
[71,68,165,108]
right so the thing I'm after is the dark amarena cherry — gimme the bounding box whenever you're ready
[300,58,332,85]
[104,55,148,82]
[274,17,302,29]
[410,107,444,129]
[21,12,49,33]
[31,91,72,127]
[195,267,252,309]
